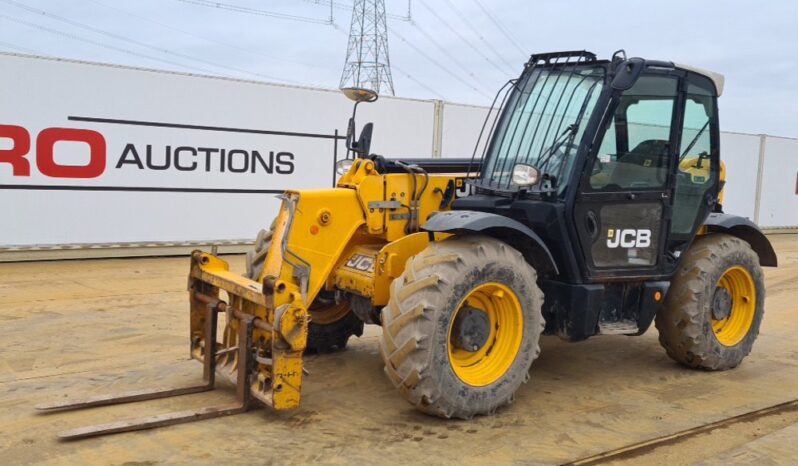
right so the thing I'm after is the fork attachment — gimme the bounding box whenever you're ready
[36,300,256,440]
[36,249,310,440]
[37,193,313,439]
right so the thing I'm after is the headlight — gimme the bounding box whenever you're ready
[511,163,540,187]
[336,159,354,175]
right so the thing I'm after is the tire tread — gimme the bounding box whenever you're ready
[655,234,764,370]
[380,236,544,419]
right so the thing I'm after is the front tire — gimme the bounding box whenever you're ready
[380,236,544,419]
[305,292,363,353]
[656,234,765,370]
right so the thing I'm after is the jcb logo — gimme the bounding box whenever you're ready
[345,254,375,273]
[606,228,652,248]
[455,178,472,198]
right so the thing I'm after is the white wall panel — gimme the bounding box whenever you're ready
[439,103,494,159]
[718,132,761,220]
[1,191,275,244]
[757,136,798,228]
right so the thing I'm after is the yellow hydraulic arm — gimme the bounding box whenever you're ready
[37,157,466,439]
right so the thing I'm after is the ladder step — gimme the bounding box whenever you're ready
[598,320,639,335]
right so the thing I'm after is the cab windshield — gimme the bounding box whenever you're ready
[480,65,606,191]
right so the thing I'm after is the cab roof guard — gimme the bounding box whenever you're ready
[524,50,725,96]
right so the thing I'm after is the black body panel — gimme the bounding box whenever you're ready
[704,213,778,266]
[422,208,559,276]
[540,280,603,341]
[449,195,594,283]
[540,280,669,341]
[636,281,670,335]
[375,157,482,174]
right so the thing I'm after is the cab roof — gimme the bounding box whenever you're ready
[675,63,725,96]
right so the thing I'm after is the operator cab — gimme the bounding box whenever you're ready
[458,50,724,283]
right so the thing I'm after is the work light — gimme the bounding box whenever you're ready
[511,163,540,187]
[336,158,354,175]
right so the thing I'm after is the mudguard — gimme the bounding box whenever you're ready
[704,213,778,266]
[422,210,559,275]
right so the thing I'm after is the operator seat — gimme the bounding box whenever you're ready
[606,139,670,188]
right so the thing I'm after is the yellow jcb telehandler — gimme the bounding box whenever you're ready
[39,50,777,439]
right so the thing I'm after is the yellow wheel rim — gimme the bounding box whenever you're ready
[712,266,756,347]
[447,282,524,387]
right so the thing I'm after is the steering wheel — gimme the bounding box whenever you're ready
[695,151,711,168]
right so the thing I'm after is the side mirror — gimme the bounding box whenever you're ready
[346,116,356,152]
[341,87,378,103]
[611,58,645,91]
[354,122,373,156]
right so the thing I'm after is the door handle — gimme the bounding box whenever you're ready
[586,211,599,239]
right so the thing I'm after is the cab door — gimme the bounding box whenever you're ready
[573,72,683,279]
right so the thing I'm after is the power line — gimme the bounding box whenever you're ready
[416,1,508,79]
[0,38,38,54]
[308,0,468,99]
[440,0,517,73]
[3,1,446,99]
[303,0,348,13]
[389,27,491,99]
[177,0,332,25]
[409,21,495,95]
[88,0,332,79]
[0,13,223,76]
[391,62,445,99]
[302,0,412,22]
[1,0,303,85]
[472,0,526,56]
[297,0,498,99]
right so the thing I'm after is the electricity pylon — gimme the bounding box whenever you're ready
[339,0,395,96]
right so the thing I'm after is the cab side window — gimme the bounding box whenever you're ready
[670,84,717,236]
[590,76,678,190]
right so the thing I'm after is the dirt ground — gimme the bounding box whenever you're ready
[1,234,797,465]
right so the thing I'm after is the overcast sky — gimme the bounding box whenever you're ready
[1,0,796,137]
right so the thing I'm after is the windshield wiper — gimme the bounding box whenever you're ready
[537,123,578,174]
[680,119,710,160]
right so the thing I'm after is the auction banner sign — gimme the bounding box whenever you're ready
[0,53,434,247]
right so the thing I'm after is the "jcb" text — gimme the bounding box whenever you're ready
[606,229,652,248]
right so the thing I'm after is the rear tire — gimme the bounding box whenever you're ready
[244,223,363,353]
[380,236,544,419]
[656,234,765,370]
